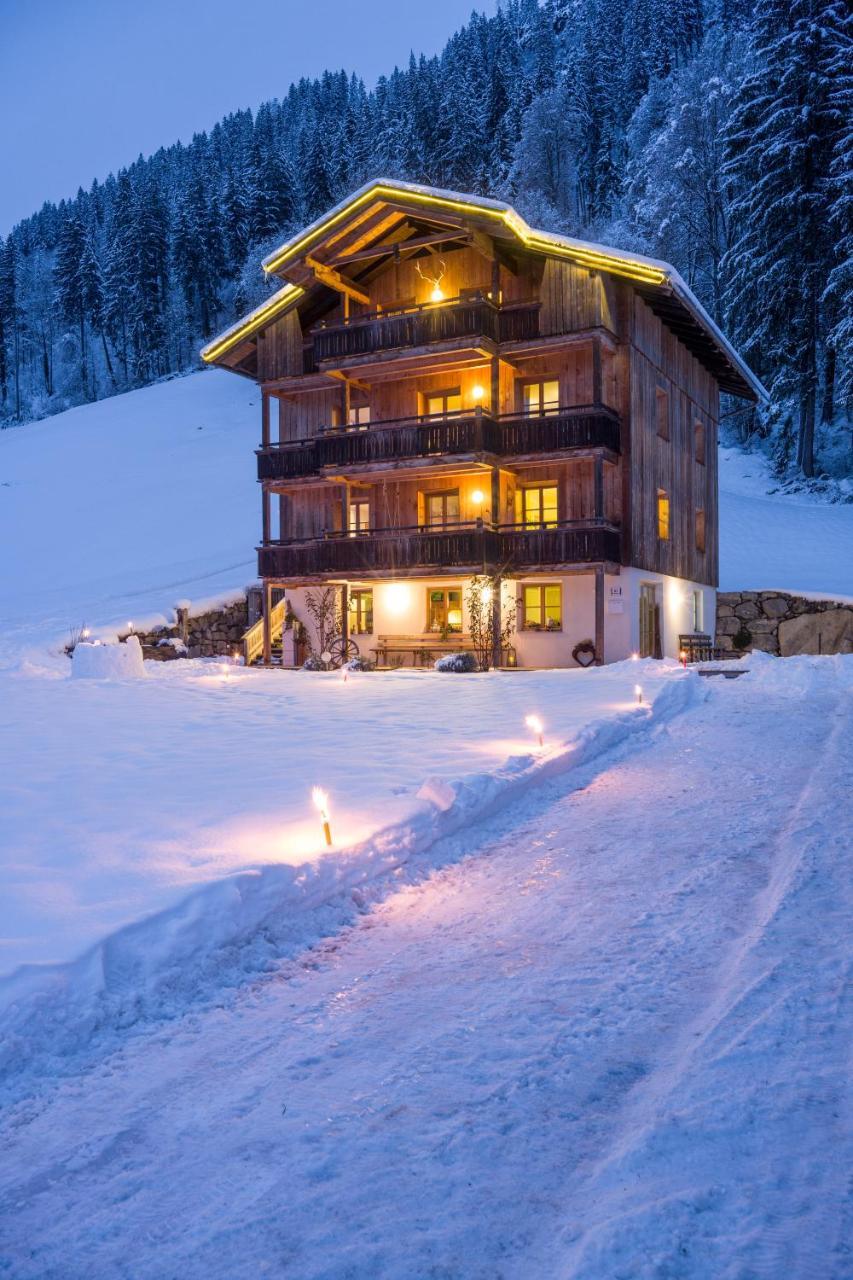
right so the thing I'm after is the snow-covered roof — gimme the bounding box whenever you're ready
[202,178,766,401]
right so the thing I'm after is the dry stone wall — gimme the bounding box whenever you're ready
[716,592,853,656]
[132,597,249,660]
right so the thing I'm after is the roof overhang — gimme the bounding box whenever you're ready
[202,179,766,402]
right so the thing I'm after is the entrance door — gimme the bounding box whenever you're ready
[639,584,662,658]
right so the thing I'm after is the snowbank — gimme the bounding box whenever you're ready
[71,636,145,679]
[0,668,700,1083]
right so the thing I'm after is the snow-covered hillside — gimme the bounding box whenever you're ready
[2,370,852,668]
[0,370,258,663]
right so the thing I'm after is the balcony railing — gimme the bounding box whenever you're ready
[257,520,620,578]
[310,295,540,363]
[257,406,621,481]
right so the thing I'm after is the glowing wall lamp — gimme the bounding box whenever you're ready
[385,582,411,616]
[471,383,486,406]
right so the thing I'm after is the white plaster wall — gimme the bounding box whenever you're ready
[281,571,716,667]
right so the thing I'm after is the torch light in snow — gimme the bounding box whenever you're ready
[631,651,639,661]
[635,684,643,705]
[127,621,134,635]
[680,648,687,668]
[312,787,333,847]
[525,714,544,748]
[81,627,91,641]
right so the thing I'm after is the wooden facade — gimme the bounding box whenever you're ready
[203,180,760,666]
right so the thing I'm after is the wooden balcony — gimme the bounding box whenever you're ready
[258,520,621,579]
[257,406,621,481]
[310,295,539,364]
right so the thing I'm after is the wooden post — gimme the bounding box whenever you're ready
[491,574,502,670]
[340,583,349,651]
[490,354,500,414]
[262,580,272,666]
[594,566,605,666]
[261,391,271,448]
[262,487,271,544]
[341,481,350,536]
[490,465,500,528]
[594,454,604,520]
[491,257,501,304]
[591,338,602,407]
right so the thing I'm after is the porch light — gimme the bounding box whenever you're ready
[385,582,410,615]
[635,685,643,704]
[525,714,544,748]
[312,787,333,847]
[471,489,485,506]
[472,384,485,405]
[430,284,445,303]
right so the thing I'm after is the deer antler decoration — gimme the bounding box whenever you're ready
[416,255,448,303]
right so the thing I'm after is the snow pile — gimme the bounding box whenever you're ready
[0,665,699,1084]
[71,636,145,679]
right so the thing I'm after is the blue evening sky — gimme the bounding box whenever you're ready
[1,0,492,235]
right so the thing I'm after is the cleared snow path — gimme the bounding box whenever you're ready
[0,656,849,1279]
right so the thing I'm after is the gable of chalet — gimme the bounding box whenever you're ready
[202,179,766,401]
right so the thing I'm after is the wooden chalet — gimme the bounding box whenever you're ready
[202,179,765,668]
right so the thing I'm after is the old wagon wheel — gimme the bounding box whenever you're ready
[326,635,360,669]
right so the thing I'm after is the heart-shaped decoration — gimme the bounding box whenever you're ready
[572,639,597,667]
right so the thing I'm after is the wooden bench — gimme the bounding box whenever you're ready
[372,636,515,668]
[679,632,739,663]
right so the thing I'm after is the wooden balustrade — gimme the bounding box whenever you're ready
[257,406,621,481]
[258,521,620,579]
[310,296,539,362]
[242,597,285,665]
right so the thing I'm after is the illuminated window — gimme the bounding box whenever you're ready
[656,387,669,440]
[427,588,463,633]
[424,490,460,527]
[522,380,560,416]
[348,589,373,634]
[424,389,462,417]
[695,508,706,553]
[522,485,559,528]
[348,405,370,429]
[522,584,562,631]
[657,489,670,540]
[348,500,370,535]
[694,421,706,465]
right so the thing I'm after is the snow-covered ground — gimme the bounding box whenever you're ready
[0,657,683,980]
[0,654,849,1278]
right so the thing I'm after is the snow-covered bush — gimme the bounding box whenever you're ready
[434,651,478,673]
[344,656,375,672]
[302,655,325,672]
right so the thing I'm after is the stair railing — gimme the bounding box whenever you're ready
[243,597,286,666]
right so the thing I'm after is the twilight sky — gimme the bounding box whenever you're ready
[0,0,492,235]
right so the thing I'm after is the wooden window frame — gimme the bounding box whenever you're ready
[521,583,563,632]
[657,489,670,541]
[695,508,706,553]
[422,387,462,419]
[694,420,706,465]
[348,404,371,429]
[519,378,561,417]
[656,386,670,441]
[348,499,370,536]
[423,488,461,528]
[520,483,559,529]
[426,586,464,634]
[348,588,374,635]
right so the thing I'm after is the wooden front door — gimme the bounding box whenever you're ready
[639,584,662,659]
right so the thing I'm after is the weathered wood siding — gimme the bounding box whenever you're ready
[257,311,304,380]
[627,296,719,585]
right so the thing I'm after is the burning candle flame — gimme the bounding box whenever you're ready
[635,685,643,704]
[525,714,545,747]
[312,787,329,818]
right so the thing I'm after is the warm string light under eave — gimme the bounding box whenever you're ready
[312,787,333,847]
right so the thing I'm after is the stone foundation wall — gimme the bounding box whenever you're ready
[131,597,249,660]
[716,592,853,656]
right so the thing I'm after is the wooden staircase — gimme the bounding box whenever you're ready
[243,598,286,667]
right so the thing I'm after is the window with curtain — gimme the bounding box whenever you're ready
[521,584,562,630]
[427,588,463,633]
